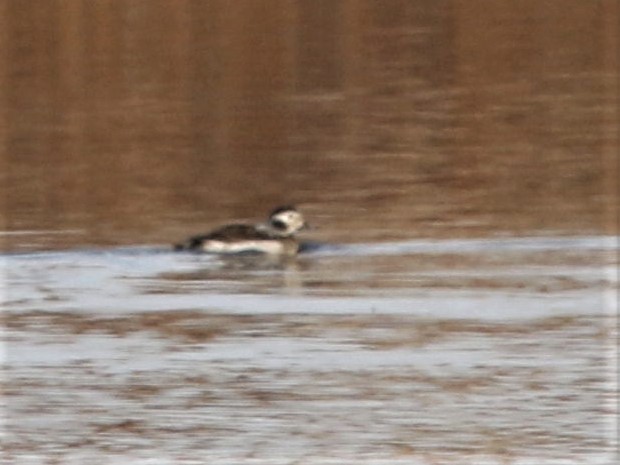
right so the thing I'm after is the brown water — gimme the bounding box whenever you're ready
[1,1,619,464]
[1,0,618,250]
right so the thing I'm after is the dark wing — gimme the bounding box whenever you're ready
[174,224,271,251]
[201,224,272,241]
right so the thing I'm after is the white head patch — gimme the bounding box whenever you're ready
[269,209,306,236]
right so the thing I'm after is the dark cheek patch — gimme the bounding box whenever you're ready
[271,219,287,230]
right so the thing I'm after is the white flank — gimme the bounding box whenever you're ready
[202,240,284,254]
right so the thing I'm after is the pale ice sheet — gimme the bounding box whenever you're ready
[3,235,618,318]
[2,235,618,464]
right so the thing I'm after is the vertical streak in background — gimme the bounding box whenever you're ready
[290,0,344,163]
[55,0,87,225]
[342,0,366,156]
[187,0,224,169]
[81,0,127,236]
[4,0,61,227]
[601,0,619,237]
[0,0,7,232]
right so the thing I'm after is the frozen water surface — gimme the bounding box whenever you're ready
[1,235,618,464]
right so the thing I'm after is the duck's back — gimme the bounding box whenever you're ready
[174,223,274,251]
[203,224,272,242]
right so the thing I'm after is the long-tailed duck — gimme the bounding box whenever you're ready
[174,205,309,255]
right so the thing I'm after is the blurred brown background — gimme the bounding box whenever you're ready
[1,0,618,250]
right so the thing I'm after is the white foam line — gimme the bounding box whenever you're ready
[4,288,607,320]
[320,235,619,257]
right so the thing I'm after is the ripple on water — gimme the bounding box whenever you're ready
[2,235,618,463]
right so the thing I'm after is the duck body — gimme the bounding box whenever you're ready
[174,206,307,256]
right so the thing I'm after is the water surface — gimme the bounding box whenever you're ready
[2,235,618,464]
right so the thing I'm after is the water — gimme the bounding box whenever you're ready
[1,1,618,463]
[2,235,618,464]
[2,1,617,249]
